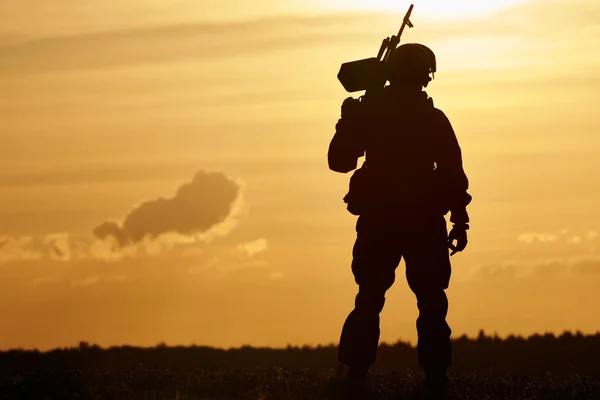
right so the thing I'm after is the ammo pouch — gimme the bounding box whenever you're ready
[343,161,371,216]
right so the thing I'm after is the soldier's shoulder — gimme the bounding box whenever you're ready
[431,106,451,123]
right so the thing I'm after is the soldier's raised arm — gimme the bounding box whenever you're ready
[327,97,367,173]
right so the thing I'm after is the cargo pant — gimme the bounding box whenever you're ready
[338,214,452,371]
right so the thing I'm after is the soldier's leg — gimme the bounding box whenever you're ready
[403,216,452,374]
[338,220,402,372]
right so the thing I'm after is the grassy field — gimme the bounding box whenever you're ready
[2,367,599,400]
[3,334,600,399]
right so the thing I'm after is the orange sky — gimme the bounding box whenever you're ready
[1,0,600,350]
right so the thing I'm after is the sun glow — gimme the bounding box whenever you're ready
[316,0,528,19]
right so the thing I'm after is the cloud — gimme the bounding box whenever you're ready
[0,232,125,264]
[518,230,599,245]
[237,238,268,257]
[2,0,598,75]
[93,170,241,247]
[518,233,558,244]
[42,233,72,261]
[0,14,377,75]
[468,256,600,281]
[0,233,90,264]
[0,170,244,264]
[0,236,43,263]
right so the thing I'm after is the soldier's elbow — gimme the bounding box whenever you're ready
[328,157,356,173]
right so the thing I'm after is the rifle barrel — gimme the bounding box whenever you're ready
[397,4,414,38]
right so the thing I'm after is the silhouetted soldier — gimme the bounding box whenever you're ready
[328,43,471,398]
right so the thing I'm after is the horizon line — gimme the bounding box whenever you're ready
[4,329,599,353]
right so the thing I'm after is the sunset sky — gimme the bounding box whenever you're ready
[1,0,599,350]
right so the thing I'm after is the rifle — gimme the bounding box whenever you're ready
[337,4,415,93]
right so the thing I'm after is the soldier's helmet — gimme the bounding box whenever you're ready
[387,43,437,87]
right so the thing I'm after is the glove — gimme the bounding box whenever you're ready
[338,97,367,152]
[448,224,468,256]
[341,97,362,120]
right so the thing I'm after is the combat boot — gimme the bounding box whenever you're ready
[343,366,369,400]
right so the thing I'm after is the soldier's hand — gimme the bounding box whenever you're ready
[448,225,468,256]
[341,97,361,119]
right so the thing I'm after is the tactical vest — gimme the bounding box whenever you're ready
[343,91,448,218]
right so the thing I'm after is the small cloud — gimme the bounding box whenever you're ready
[0,233,112,264]
[470,257,600,281]
[518,233,558,244]
[517,230,600,245]
[42,233,72,261]
[237,238,268,258]
[0,236,43,263]
[87,238,135,262]
[477,264,518,280]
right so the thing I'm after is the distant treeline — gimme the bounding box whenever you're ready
[3,331,600,376]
